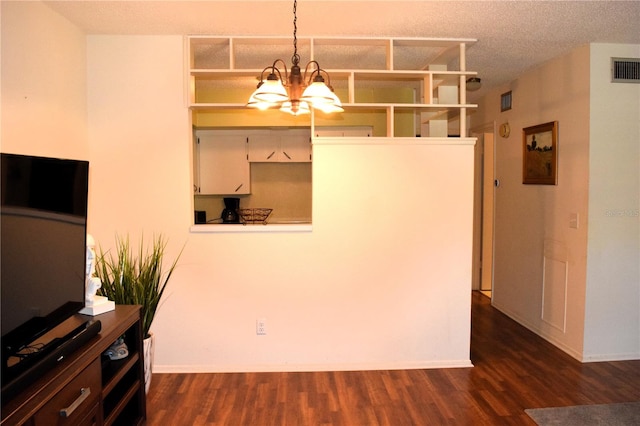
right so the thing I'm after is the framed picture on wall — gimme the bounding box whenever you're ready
[522,121,558,185]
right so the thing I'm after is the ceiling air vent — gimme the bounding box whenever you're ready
[611,58,640,83]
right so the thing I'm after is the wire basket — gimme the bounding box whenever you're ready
[238,208,273,225]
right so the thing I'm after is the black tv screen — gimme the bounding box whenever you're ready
[1,153,89,383]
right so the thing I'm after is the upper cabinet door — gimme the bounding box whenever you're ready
[247,132,280,162]
[196,132,250,195]
[314,126,373,137]
[248,129,311,163]
[279,130,311,162]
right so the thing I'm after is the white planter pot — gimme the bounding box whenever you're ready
[143,332,154,394]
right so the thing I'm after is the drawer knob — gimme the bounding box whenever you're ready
[59,387,91,418]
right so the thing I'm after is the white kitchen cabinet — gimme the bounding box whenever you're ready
[195,130,250,195]
[246,132,278,162]
[193,129,199,193]
[248,129,311,162]
[314,126,373,137]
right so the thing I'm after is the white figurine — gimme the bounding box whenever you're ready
[85,234,101,305]
[80,234,115,316]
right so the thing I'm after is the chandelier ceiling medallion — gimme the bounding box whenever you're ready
[247,0,343,116]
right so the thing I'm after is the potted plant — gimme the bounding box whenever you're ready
[95,234,182,393]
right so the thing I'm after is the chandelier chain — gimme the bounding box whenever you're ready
[291,0,300,66]
[248,0,342,114]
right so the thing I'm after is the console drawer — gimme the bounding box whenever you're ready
[32,358,101,425]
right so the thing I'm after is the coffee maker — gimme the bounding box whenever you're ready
[221,197,240,223]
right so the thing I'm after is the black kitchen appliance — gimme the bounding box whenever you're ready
[221,197,240,223]
[194,210,207,224]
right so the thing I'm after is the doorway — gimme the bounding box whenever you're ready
[471,127,496,299]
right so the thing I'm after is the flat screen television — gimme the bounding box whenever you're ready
[1,153,95,400]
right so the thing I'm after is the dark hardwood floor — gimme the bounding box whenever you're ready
[146,291,640,425]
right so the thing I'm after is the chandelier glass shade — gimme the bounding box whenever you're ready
[247,0,343,116]
[253,78,288,103]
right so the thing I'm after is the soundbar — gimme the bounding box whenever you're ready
[1,319,102,402]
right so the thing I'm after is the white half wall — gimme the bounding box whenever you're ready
[85,35,475,372]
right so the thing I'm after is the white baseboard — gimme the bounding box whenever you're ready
[581,352,640,362]
[153,359,474,374]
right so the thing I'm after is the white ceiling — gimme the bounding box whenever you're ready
[43,0,640,101]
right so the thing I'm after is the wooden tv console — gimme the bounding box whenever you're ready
[1,305,146,425]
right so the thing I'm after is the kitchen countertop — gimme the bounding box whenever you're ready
[190,223,312,233]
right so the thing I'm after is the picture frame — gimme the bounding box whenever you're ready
[522,121,558,185]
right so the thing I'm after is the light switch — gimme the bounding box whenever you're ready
[569,213,579,229]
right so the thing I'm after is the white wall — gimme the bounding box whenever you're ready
[584,43,640,361]
[85,35,192,237]
[1,1,87,159]
[473,45,591,359]
[473,43,640,361]
[85,35,475,372]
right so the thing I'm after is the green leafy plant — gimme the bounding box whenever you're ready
[95,234,182,338]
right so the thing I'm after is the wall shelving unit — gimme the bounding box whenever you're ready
[187,36,478,138]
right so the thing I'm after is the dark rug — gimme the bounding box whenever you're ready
[525,402,640,425]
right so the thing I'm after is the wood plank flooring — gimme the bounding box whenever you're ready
[146,292,640,425]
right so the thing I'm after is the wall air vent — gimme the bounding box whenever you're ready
[611,57,640,83]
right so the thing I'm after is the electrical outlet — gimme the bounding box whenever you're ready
[256,318,267,335]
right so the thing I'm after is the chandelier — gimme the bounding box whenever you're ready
[247,0,343,116]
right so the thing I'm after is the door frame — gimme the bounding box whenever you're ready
[471,123,496,295]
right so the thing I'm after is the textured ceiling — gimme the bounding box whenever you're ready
[43,0,640,101]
